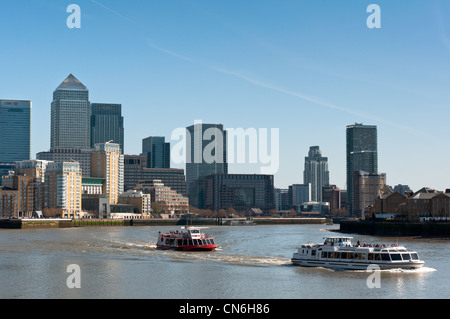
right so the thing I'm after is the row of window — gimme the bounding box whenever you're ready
[318,251,420,261]
[176,239,215,246]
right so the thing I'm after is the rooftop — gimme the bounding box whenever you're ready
[57,74,87,90]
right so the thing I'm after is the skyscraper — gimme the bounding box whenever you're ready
[91,103,124,152]
[186,122,228,208]
[51,74,90,149]
[142,136,170,168]
[0,100,31,163]
[346,123,378,215]
[303,146,329,202]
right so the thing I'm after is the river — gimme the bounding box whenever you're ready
[0,224,447,299]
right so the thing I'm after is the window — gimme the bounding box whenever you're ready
[401,253,411,261]
[381,253,390,261]
[411,253,419,260]
[390,253,401,261]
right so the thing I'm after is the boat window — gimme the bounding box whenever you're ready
[188,240,193,246]
[193,239,198,245]
[321,252,327,258]
[341,252,347,259]
[374,253,381,261]
[210,239,215,245]
[401,253,411,260]
[311,249,316,256]
[411,253,419,260]
[390,253,401,261]
[177,239,183,245]
[381,253,390,261]
[368,253,374,260]
[354,253,366,261]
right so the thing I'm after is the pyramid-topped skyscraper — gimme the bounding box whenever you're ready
[50,74,91,149]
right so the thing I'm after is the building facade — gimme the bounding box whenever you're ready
[91,103,124,152]
[303,146,329,202]
[135,179,189,214]
[346,123,378,215]
[142,136,170,168]
[186,123,228,208]
[204,174,274,213]
[118,190,152,216]
[51,74,91,149]
[0,100,31,163]
[322,184,341,213]
[123,155,186,196]
[91,142,124,204]
[353,171,386,217]
[37,147,93,177]
[288,183,311,211]
[44,162,82,218]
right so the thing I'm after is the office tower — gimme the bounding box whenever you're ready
[186,123,228,208]
[51,74,90,149]
[346,123,378,215]
[0,100,31,163]
[142,136,170,168]
[91,103,124,152]
[44,162,82,219]
[91,142,124,204]
[288,184,311,211]
[303,146,329,202]
[353,171,386,216]
[204,174,274,213]
[37,147,93,177]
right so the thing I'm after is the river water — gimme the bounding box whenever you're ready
[0,224,447,299]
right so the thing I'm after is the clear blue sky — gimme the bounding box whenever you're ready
[1,0,450,191]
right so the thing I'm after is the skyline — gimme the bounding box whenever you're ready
[1,1,450,191]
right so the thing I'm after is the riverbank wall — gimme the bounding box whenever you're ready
[339,220,450,237]
[0,217,327,229]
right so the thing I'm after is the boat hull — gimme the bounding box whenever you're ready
[291,258,425,270]
[157,244,216,251]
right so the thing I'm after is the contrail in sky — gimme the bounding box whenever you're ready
[90,0,432,138]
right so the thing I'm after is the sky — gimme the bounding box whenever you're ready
[1,0,450,191]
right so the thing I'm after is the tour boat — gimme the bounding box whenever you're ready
[156,227,216,251]
[291,236,425,270]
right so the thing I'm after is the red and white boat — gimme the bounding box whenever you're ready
[156,227,216,251]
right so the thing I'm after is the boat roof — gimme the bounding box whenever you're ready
[323,236,353,239]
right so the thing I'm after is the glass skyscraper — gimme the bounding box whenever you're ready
[91,103,124,152]
[346,123,378,215]
[51,74,90,149]
[0,100,31,163]
[186,123,228,208]
[142,136,170,168]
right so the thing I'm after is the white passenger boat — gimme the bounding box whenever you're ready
[291,236,425,270]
